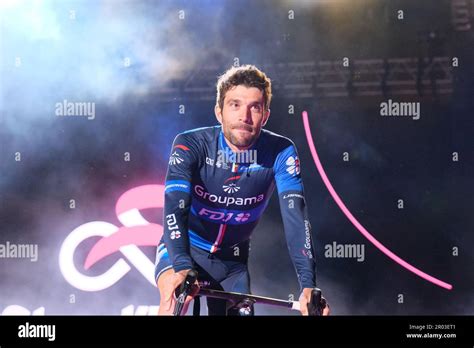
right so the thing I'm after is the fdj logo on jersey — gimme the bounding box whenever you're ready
[198,208,252,224]
[166,214,181,240]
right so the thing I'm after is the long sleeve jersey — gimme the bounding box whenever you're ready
[162,125,317,289]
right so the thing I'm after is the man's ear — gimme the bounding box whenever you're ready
[214,104,223,124]
[262,109,270,127]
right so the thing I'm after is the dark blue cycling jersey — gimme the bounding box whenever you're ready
[161,125,317,290]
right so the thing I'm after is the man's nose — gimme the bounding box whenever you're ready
[239,106,253,124]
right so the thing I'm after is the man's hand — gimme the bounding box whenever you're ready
[299,288,330,316]
[157,268,199,315]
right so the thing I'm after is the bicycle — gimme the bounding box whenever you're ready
[173,269,327,316]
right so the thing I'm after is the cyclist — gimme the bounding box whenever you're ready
[155,64,330,316]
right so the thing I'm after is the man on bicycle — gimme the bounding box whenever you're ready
[155,64,330,316]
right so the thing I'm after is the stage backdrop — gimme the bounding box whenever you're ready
[0,0,473,315]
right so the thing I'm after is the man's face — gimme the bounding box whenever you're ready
[215,85,270,151]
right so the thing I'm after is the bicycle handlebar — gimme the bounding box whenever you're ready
[198,286,327,316]
[173,271,327,316]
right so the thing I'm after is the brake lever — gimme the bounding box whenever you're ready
[173,269,198,316]
[307,288,327,316]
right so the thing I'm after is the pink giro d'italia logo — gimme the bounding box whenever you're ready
[59,185,164,292]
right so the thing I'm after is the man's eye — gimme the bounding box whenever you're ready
[251,105,262,111]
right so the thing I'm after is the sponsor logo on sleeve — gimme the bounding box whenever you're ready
[169,145,189,165]
[286,156,300,175]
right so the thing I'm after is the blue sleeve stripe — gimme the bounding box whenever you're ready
[277,183,303,195]
[165,180,191,194]
[155,247,169,263]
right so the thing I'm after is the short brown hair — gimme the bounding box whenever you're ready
[216,65,272,111]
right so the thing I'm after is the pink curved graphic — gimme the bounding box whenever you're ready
[302,111,453,290]
[115,184,165,216]
[84,224,163,270]
[85,184,165,269]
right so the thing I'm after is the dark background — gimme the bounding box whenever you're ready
[0,0,473,315]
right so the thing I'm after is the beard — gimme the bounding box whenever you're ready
[225,124,258,148]
[228,131,255,147]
